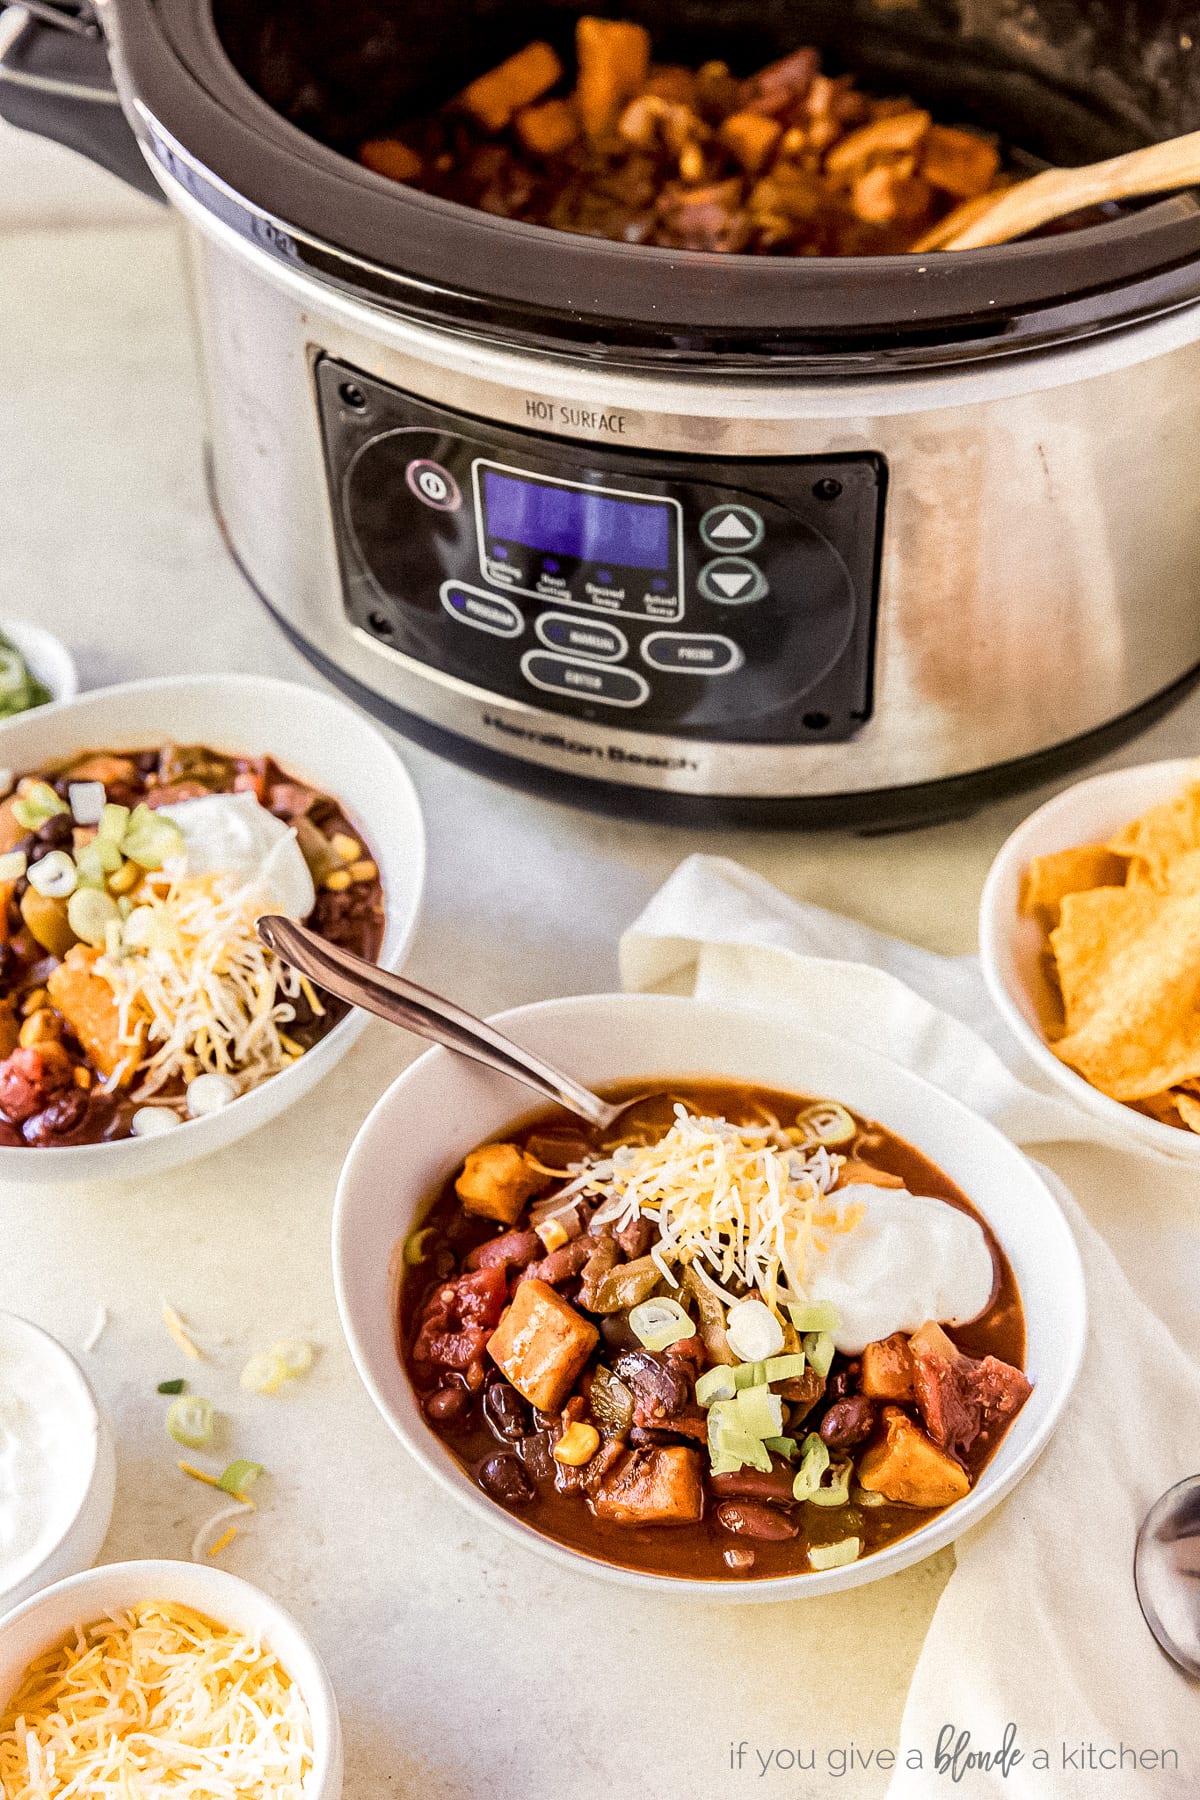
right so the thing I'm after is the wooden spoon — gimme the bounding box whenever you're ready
[912,127,1200,253]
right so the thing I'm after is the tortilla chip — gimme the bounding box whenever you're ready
[1173,1090,1200,1134]
[1105,771,1200,889]
[1050,884,1200,1099]
[1019,845,1128,925]
[1132,1089,1186,1128]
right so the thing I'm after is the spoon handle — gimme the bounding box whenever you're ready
[256,914,614,1127]
[933,126,1200,251]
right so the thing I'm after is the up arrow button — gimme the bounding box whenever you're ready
[699,556,768,605]
[700,503,765,553]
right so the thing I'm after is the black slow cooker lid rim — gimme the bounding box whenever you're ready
[118,0,1200,353]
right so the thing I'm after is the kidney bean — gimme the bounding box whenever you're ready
[709,1464,798,1506]
[424,1382,472,1425]
[466,1230,540,1273]
[478,1453,535,1507]
[819,1396,876,1449]
[723,1545,757,1572]
[716,1501,799,1541]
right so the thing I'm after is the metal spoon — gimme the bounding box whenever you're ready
[915,126,1200,252]
[257,914,628,1129]
[1135,1475,1200,1679]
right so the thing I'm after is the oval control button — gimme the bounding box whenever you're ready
[521,651,649,708]
[698,556,768,604]
[441,583,523,638]
[641,632,743,675]
[536,613,628,662]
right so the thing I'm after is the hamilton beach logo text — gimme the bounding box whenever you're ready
[727,1724,1181,1781]
[481,711,699,774]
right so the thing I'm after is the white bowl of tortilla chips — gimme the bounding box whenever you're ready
[980,757,1200,1157]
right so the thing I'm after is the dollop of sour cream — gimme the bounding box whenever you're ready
[800,1185,997,1354]
[0,1314,99,1607]
[158,792,315,919]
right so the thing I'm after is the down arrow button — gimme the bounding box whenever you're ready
[699,556,768,605]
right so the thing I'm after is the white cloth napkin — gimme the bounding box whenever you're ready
[621,854,1199,1799]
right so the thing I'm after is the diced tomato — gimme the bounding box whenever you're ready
[411,1264,509,1390]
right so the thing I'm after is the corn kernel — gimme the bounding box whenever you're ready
[73,1065,92,1090]
[323,869,352,892]
[678,142,705,183]
[347,858,378,884]
[20,988,49,1017]
[108,860,140,895]
[19,1009,60,1048]
[330,832,361,864]
[535,1217,568,1253]
[553,1422,600,1467]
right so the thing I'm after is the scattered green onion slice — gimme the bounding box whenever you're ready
[794,1102,857,1147]
[98,801,130,844]
[12,781,68,831]
[219,1459,264,1498]
[725,1298,785,1363]
[695,1365,738,1408]
[67,885,120,948]
[803,1331,836,1379]
[628,1296,694,1352]
[0,849,27,885]
[121,803,184,869]
[240,1350,288,1395]
[73,843,108,889]
[166,1394,214,1448]
[271,1339,313,1378]
[763,1434,799,1461]
[809,1537,861,1571]
[403,1226,436,1266]
[733,1382,784,1441]
[792,1433,831,1502]
[762,1352,806,1384]
[787,1301,841,1334]
[157,1378,186,1395]
[732,1360,767,1390]
[808,1458,853,1508]
[27,850,77,899]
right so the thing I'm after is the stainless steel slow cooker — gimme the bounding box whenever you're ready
[6,0,1200,824]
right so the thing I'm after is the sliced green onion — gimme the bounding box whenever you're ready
[68,782,106,826]
[695,1365,738,1408]
[97,801,130,843]
[787,1301,841,1334]
[725,1298,785,1362]
[157,1378,186,1395]
[707,1400,773,1473]
[808,1458,853,1508]
[0,647,25,696]
[763,1352,806,1384]
[12,781,68,831]
[628,1296,694,1352]
[0,849,27,885]
[73,843,108,889]
[218,1458,263,1498]
[764,1434,799,1460]
[27,850,76,899]
[166,1394,214,1448]
[808,1537,861,1570]
[121,803,184,869]
[271,1339,313,1378]
[793,1432,831,1502]
[67,885,120,948]
[403,1226,436,1266]
[732,1360,767,1390]
[733,1382,784,1441]
[240,1350,288,1395]
[794,1101,858,1147]
[803,1331,836,1379]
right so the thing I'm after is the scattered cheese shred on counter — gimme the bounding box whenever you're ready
[97,870,311,1103]
[0,1601,312,1799]
[585,1107,857,1304]
[163,1301,204,1361]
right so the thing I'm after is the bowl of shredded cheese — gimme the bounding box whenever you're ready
[0,1559,342,1799]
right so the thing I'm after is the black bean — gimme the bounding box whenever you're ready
[424,1383,472,1425]
[478,1453,535,1507]
[518,1431,555,1483]
[34,814,74,848]
[483,1378,531,1443]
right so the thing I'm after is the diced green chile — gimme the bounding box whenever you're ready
[589,1365,635,1437]
[591,1255,662,1315]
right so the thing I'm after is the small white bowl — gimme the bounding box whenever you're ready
[0,673,425,1182]
[979,758,1200,1161]
[0,619,78,708]
[0,1312,115,1614]
[0,1559,342,1798]
[332,992,1086,1601]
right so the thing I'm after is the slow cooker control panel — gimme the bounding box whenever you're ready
[315,360,885,745]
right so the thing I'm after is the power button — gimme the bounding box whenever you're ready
[406,459,462,512]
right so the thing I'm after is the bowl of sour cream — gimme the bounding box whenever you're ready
[0,1313,115,1613]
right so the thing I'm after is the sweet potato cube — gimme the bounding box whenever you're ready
[857,1405,970,1508]
[719,111,783,176]
[591,1445,705,1525]
[460,41,562,134]
[514,98,579,158]
[455,1141,544,1225]
[575,16,651,141]
[825,109,931,180]
[860,1334,917,1402]
[487,1277,598,1411]
[360,138,422,183]
[0,801,24,857]
[921,125,1000,200]
[47,945,143,1085]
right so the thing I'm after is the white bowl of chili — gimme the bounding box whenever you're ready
[332,992,1086,1600]
[0,674,424,1182]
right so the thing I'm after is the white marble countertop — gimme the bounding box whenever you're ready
[3,123,1199,1800]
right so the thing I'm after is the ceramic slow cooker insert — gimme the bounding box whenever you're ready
[5,0,1200,824]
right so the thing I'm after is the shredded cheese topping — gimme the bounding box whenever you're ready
[0,1601,312,1799]
[97,873,310,1104]
[585,1107,861,1307]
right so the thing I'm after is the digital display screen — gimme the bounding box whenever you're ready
[483,470,671,571]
